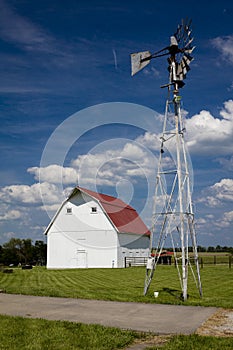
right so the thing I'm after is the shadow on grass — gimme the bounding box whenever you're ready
[162,287,184,300]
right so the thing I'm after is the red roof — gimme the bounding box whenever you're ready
[70,186,150,236]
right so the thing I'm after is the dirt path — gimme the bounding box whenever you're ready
[125,309,233,349]
[196,308,233,337]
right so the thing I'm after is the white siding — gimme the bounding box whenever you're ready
[47,229,118,268]
[46,190,150,269]
[47,194,118,268]
[117,233,150,267]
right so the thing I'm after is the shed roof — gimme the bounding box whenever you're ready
[69,186,150,236]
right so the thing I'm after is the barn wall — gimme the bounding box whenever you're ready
[47,194,118,268]
[47,229,118,268]
[117,233,150,267]
[118,232,150,249]
[47,191,150,269]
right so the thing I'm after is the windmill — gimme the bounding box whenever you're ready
[131,19,202,301]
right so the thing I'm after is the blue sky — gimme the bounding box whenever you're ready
[0,0,233,247]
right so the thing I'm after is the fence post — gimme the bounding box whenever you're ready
[214,255,216,265]
[229,255,232,269]
[201,257,203,269]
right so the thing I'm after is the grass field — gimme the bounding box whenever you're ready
[1,266,233,349]
[0,315,233,350]
[0,314,141,350]
[0,265,232,308]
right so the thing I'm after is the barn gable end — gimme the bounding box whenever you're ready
[45,186,150,269]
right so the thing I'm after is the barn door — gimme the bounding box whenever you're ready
[76,249,87,268]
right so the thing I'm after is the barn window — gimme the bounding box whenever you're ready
[91,206,97,213]
[66,207,72,214]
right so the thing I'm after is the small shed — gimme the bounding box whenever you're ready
[152,251,173,265]
[45,186,150,268]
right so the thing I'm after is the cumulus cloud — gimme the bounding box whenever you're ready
[211,178,233,202]
[0,182,61,205]
[198,178,233,207]
[0,210,21,221]
[28,165,78,185]
[135,132,160,150]
[71,140,158,188]
[186,100,233,155]
[212,35,233,64]
[215,211,233,228]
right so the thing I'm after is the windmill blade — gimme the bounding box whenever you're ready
[176,63,183,76]
[178,72,186,81]
[180,58,191,75]
[184,46,195,54]
[176,61,187,79]
[184,37,194,48]
[183,54,193,66]
[183,31,192,45]
[174,24,182,40]
[130,51,151,76]
[174,18,192,45]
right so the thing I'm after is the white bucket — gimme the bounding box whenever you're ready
[154,291,159,298]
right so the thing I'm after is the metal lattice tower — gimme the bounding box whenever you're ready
[131,19,202,301]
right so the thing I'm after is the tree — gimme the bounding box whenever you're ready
[19,239,33,264]
[207,246,215,252]
[1,238,22,265]
[33,240,47,265]
[0,238,46,266]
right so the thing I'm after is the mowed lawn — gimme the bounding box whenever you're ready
[0,265,232,308]
[1,266,233,350]
[1,315,233,350]
[0,314,141,350]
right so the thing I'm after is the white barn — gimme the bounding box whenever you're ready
[45,186,150,268]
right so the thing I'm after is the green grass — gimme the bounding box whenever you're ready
[1,266,232,350]
[0,315,233,350]
[0,315,141,350]
[146,334,233,350]
[0,265,233,308]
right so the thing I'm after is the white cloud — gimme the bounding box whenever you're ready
[0,182,61,205]
[211,179,233,202]
[198,178,233,207]
[135,132,160,150]
[72,140,157,188]
[186,100,233,155]
[216,211,233,228]
[28,165,78,185]
[212,35,233,64]
[0,210,21,221]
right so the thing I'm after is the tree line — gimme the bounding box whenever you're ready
[0,238,47,266]
[197,245,233,254]
[0,237,232,267]
[163,245,233,255]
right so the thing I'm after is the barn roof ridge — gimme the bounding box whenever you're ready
[76,186,135,211]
